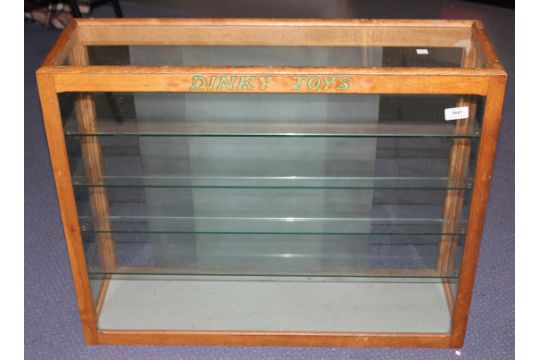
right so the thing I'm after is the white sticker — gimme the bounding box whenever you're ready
[416,49,429,55]
[445,106,469,121]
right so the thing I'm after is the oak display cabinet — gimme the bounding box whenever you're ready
[37,19,506,347]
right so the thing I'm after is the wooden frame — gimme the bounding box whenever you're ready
[36,18,506,348]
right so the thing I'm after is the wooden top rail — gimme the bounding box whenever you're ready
[74,18,473,47]
[472,21,505,70]
[73,18,478,27]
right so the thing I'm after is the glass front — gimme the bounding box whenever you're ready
[59,89,483,333]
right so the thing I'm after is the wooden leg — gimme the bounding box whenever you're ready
[449,75,506,348]
[37,72,100,344]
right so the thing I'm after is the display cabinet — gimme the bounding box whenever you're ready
[36,19,506,347]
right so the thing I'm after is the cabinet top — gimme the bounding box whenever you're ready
[37,19,506,95]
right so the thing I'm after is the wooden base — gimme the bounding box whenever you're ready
[95,330,452,348]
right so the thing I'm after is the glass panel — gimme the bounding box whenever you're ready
[73,176,472,189]
[85,45,469,68]
[66,135,476,185]
[73,186,467,220]
[83,232,463,277]
[76,183,467,277]
[80,217,466,236]
[60,90,483,334]
[62,93,481,138]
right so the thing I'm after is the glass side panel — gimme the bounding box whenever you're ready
[61,90,483,334]
[85,45,469,68]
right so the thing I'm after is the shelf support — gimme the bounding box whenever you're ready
[437,44,478,313]
[68,43,117,274]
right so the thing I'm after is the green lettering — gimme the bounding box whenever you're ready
[307,77,322,90]
[258,76,272,90]
[190,76,207,90]
[322,76,337,90]
[207,76,217,90]
[336,76,351,91]
[237,76,256,90]
[217,76,237,90]
[292,76,308,91]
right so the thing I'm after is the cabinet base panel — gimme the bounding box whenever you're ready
[97,275,451,333]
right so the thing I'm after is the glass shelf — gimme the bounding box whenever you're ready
[64,118,480,138]
[84,232,462,278]
[87,269,459,279]
[65,136,479,188]
[84,233,462,278]
[82,218,464,279]
[74,186,470,221]
[72,175,473,190]
[79,216,466,235]
[61,92,483,139]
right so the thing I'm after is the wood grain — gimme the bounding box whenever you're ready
[94,276,111,317]
[97,330,452,347]
[472,21,505,70]
[36,72,99,344]
[40,19,78,66]
[73,18,478,27]
[73,18,475,48]
[449,75,506,348]
[50,67,493,95]
[73,18,473,48]
[76,23,471,47]
[437,45,479,315]
[69,43,117,271]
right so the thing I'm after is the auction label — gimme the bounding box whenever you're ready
[444,106,469,121]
